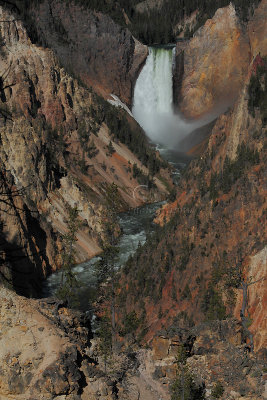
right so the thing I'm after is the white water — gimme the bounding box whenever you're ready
[42,202,165,311]
[133,47,202,148]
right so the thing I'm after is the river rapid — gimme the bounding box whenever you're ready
[43,201,165,311]
[42,150,189,311]
[42,46,193,311]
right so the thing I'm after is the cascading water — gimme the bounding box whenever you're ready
[133,46,198,148]
[43,47,198,310]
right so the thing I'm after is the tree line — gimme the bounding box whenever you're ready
[1,0,261,46]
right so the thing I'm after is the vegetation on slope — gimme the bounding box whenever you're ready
[117,81,266,341]
[3,0,261,45]
[90,92,168,176]
[248,56,267,125]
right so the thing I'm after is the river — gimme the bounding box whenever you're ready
[42,201,165,311]
[42,45,193,311]
[42,150,189,312]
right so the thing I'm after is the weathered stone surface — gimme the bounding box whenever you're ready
[0,5,168,293]
[29,0,148,106]
[248,0,267,57]
[0,286,89,399]
[152,336,170,360]
[234,246,267,353]
[175,1,267,119]
[176,3,250,118]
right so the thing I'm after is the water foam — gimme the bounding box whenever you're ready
[133,47,205,148]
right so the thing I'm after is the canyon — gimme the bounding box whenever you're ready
[0,3,171,296]
[0,0,266,399]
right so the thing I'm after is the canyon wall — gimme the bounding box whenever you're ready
[0,4,169,295]
[119,43,266,360]
[28,0,148,106]
[175,0,267,119]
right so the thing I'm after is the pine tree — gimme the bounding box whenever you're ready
[96,183,121,354]
[56,204,81,307]
[171,344,205,400]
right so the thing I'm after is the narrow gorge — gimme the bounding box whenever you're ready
[0,1,266,399]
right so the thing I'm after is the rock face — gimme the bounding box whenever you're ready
[0,286,90,399]
[28,0,148,106]
[118,49,267,365]
[234,247,267,354]
[0,4,169,295]
[248,0,267,57]
[175,1,267,118]
[150,319,266,400]
[1,284,266,400]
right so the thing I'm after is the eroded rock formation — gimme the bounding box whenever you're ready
[28,0,148,106]
[0,4,169,295]
[118,48,266,363]
[175,0,267,119]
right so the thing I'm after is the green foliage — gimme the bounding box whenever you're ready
[132,163,155,188]
[107,140,115,156]
[97,312,112,363]
[90,93,165,175]
[211,381,224,398]
[181,283,191,300]
[176,344,188,364]
[121,311,140,336]
[171,345,205,400]
[86,141,99,159]
[77,156,88,174]
[56,205,81,307]
[12,0,261,47]
[208,142,260,197]
[201,283,226,321]
[95,244,119,285]
[179,236,191,271]
[171,372,205,400]
[96,183,121,353]
[248,57,267,125]
[66,0,260,45]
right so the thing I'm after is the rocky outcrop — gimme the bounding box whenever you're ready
[27,0,148,106]
[1,283,266,400]
[0,286,90,399]
[175,1,267,119]
[248,0,267,57]
[234,246,267,355]
[150,319,266,400]
[0,285,170,400]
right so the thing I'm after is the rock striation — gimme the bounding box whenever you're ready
[0,4,169,295]
[175,0,267,119]
[118,35,267,385]
[28,0,148,106]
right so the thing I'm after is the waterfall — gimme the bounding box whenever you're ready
[133,47,198,148]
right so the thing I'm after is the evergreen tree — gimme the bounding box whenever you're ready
[171,345,205,400]
[96,183,121,354]
[56,204,81,307]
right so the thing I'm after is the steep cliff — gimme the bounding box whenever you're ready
[23,0,148,107]
[0,4,170,295]
[175,0,267,118]
[1,283,266,400]
[117,46,266,398]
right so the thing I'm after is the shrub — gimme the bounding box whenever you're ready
[211,381,224,398]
